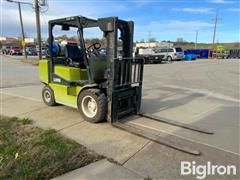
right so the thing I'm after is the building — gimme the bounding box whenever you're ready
[136,42,174,48]
[0,36,17,43]
[25,38,35,43]
[0,36,19,49]
[0,36,37,49]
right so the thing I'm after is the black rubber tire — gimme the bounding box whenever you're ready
[42,85,57,106]
[144,57,149,64]
[78,89,107,123]
[167,56,172,62]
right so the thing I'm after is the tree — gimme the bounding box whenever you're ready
[176,37,184,43]
[148,37,156,42]
[140,39,145,43]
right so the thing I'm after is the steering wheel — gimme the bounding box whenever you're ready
[65,57,73,66]
[65,57,81,67]
[87,42,101,57]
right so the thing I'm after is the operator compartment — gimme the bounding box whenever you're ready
[50,43,88,82]
[89,56,107,83]
[49,39,107,84]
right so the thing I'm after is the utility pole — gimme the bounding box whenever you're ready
[148,31,151,46]
[195,30,198,49]
[5,0,46,60]
[6,0,28,59]
[35,0,42,59]
[147,31,152,48]
[212,11,222,47]
[17,2,27,59]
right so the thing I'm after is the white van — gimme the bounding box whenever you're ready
[153,47,184,61]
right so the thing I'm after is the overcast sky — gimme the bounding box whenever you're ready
[1,0,239,43]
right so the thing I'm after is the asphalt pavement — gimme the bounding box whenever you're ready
[0,55,239,179]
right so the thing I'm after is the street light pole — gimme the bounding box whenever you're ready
[195,30,198,50]
[35,0,42,60]
[212,11,222,48]
[17,2,27,59]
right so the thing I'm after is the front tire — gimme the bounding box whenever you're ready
[167,56,172,62]
[42,85,56,106]
[78,89,107,123]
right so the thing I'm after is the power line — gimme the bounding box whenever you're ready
[5,0,33,7]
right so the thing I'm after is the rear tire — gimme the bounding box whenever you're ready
[42,85,57,106]
[78,89,107,123]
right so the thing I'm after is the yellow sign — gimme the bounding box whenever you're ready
[21,40,26,47]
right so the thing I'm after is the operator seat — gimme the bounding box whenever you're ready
[65,44,85,68]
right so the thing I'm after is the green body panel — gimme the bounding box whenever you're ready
[49,83,97,108]
[54,65,88,81]
[39,60,49,83]
[39,60,96,108]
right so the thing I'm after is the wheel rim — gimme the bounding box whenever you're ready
[44,90,51,103]
[167,56,171,61]
[81,95,98,118]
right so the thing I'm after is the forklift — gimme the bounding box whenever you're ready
[39,16,213,155]
[39,16,142,123]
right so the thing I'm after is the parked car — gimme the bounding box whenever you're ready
[153,47,185,61]
[135,48,164,64]
[41,47,48,56]
[36,46,48,56]
[99,48,106,55]
[9,46,23,55]
[2,45,11,54]
[26,47,37,56]
[117,48,123,59]
[98,48,123,59]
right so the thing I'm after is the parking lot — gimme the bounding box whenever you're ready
[141,59,239,153]
[1,55,239,179]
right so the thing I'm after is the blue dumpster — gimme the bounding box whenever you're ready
[184,49,209,59]
[184,54,196,61]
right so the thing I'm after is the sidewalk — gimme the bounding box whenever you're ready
[1,91,239,179]
[53,159,142,180]
[3,54,40,65]
[0,92,147,179]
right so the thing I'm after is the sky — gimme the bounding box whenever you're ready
[1,0,240,43]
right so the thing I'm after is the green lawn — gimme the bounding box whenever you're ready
[0,116,104,179]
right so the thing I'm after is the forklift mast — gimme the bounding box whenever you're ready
[98,17,144,123]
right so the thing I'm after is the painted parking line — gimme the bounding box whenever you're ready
[160,84,240,103]
[128,121,240,156]
[0,91,42,102]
